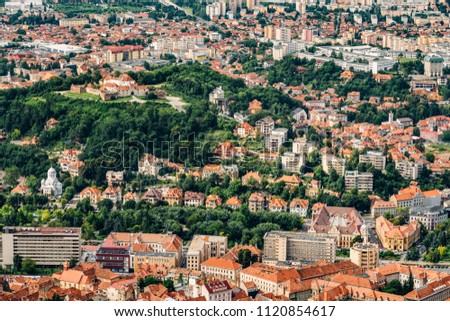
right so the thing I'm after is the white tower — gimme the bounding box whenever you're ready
[361,222,369,244]
[296,0,307,15]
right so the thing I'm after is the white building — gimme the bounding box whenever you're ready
[409,207,448,231]
[40,167,63,198]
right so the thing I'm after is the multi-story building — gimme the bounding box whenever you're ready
[268,198,288,212]
[255,116,274,136]
[309,206,363,248]
[186,235,228,271]
[183,191,205,207]
[96,232,182,273]
[164,187,183,206]
[1,227,81,269]
[345,171,374,192]
[133,252,178,271]
[350,224,379,271]
[138,154,162,177]
[240,263,300,295]
[106,45,144,63]
[200,257,242,284]
[79,186,102,205]
[359,151,386,171]
[59,17,89,27]
[96,238,130,273]
[201,280,232,301]
[350,242,379,272]
[390,183,441,210]
[267,132,289,154]
[248,192,267,212]
[275,27,292,42]
[263,231,336,265]
[409,207,448,230]
[395,159,423,180]
[405,276,450,301]
[281,152,304,173]
[289,198,309,217]
[322,153,346,176]
[424,55,444,78]
[376,216,420,251]
[371,200,397,218]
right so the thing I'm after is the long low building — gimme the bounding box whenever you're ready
[263,231,336,265]
[1,226,81,269]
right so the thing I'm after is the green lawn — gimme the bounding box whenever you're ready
[182,7,193,15]
[398,58,417,63]
[426,143,450,154]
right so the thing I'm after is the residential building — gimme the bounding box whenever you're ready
[240,263,300,295]
[59,17,89,27]
[345,171,373,192]
[289,198,309,217]
[255,116,274,136]
[281,152,304,173]
[265,128,288,153]
[263,231,336,265]
[80,187,102,205]
[350,242,379,272]
[106,45,144,63]
[268,198,288,212]
[275,27,292,42]
[205,194,222,209]
[102,185,122,204]
[186,235,228,271]
[106,171,124,185]
[184,191,205,207]
[395,159,423,180]
[1,227,81,269]
[359,151,386,171]
[200,257,242,284]
[350,224,379,271]
[138,153,162,177]
[242,171,262,186]
[322,152,346,176]
[164,187,183,206]
[409,207,448,230]
[248,192,267,212]
[371,200,397,218]
[201,280,232,301]
[225,196,243,209]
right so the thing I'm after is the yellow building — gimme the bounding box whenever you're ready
[376,216,420,251]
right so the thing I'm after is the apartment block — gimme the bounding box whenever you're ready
[395,159,423,180]
[281,152,304,173]
[106,45,144,63]
[1,227,81,269]
[322,153,346,176]
[263,231,336,264]
[350,243,379,272]
[359,151,386,171]
[186,235,228,271]
[345,171,374,192]
[59,17,89,27]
